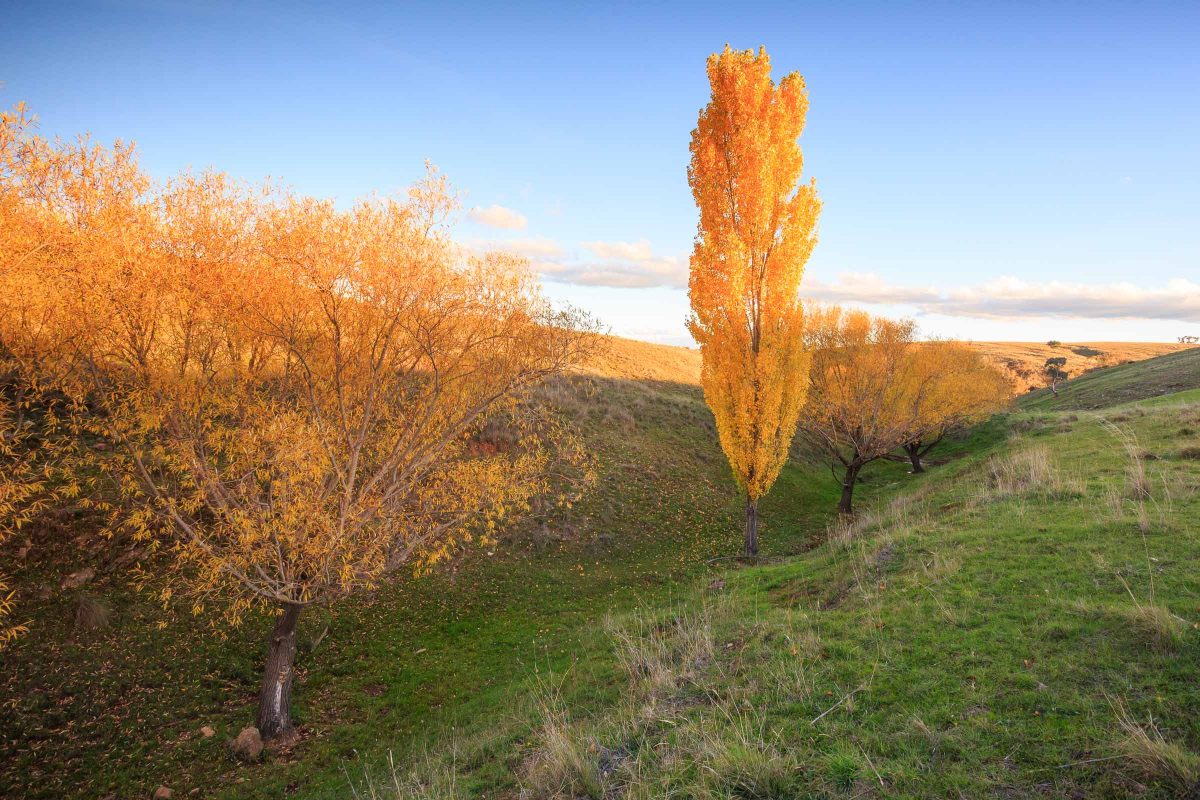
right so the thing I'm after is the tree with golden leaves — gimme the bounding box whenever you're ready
[0,103,83,648]
[898,341,1011,473]
[800,307,920,515]
[687,46,821,557]
[1,109,597,738]
[801,308,1010,513]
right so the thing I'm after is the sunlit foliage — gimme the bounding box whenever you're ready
[899,340,1012,472]
[0,103,83,648]
[800,307,1008,514]
[0,106,597,736]
[687,46,821,556]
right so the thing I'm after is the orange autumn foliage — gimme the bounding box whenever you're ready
[800,306,1010,513]
[687,46,821,555]
[0,106,597,735]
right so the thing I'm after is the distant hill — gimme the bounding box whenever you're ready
[969,340,1192,392]
[1020,345,1200,410]
[583,335,1189,393]
[579,334,701,385]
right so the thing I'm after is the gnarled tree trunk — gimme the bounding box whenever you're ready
[256,602,302,740]
[744,496,759,557]
[838,463,862,515]
[904,442,926,473]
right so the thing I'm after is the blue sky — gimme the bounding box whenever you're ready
[4,1,1198,344]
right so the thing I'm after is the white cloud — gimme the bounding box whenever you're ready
[478,237,688,289]
[468,204,528,230]
[469,236,564,259]
[806,273,1200,323]
[582,239,654,262]
[550,239,687,289]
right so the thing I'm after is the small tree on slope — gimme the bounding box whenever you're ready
[799,307,918,515]
[1044,356,1069,396]
[898,341,1011,473]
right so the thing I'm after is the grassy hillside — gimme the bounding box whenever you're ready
[960,341,1191,393]
[1021,346,1200,411]
[579,334,701,385]
[0,349,842,799]
[354,378,1200,799]
[3,337,1198,799]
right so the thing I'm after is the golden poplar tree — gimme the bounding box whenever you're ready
[687,46,821,556]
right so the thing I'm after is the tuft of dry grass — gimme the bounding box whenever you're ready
[687,711,802,799]
[348,750,468,800]
[985,445,1056,496]
[605,605,720,697]
[520,699,605,800]
[1108,601,1189,653]
[1113,698,1200,794]
[74,595,111,634]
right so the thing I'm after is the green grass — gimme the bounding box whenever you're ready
[4,365,1200,798]
[1022,345,1200,411]
[365,399,1199,799]
[0,375,840,799]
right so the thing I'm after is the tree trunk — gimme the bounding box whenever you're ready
[838,464,861,515]
[744,496,759,557]
[905,443,925,473]
[256,602,302,740]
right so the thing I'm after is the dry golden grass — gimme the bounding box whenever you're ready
[580,335,1188,392]
[968,341,1191,392]
[578,334,702,385]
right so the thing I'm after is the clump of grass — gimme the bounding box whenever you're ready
[605,604,720,697]
[521,694,606,800]
[73,595,111,634]
[985,445,1056,496]
[824,510,879,546]
[1108,602,1189,652]
[1114,699,1200,794]
[349,750,468,800]
[687,712,803,800]
[601,404,635,431]
[1126,458,1153,501]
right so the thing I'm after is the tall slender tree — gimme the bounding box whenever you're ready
[687,46,821,557]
